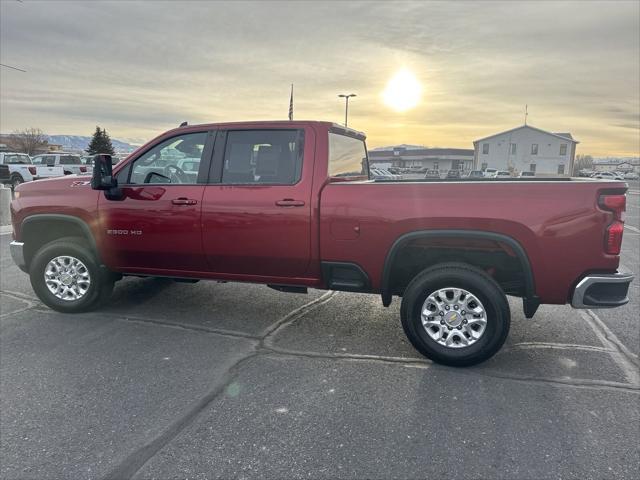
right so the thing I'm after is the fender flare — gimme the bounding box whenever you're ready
[380,229,539,317]
[21,214,101,263]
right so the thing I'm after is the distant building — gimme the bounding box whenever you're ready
[593,158,640,173]
[473,125,578,176]
[368,145,474,172]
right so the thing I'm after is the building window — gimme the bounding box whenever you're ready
[433,162,439,171]
[558,164,565,174]
[531,144,538,155]
[560,144,567,156]
[510,143,517,155]
[530,164,537,172]
[481,162,488,170]
[482,143,489,154]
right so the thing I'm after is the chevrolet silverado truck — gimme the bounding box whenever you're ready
[9,121,634,366]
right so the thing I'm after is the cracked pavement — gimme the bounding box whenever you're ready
[1,214,639,479]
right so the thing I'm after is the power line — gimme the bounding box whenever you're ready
[0,63,26,72]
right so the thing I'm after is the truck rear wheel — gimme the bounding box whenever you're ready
[29,237,114,313]
[400,263,510,367]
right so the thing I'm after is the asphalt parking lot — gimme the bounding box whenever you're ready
[1,190,639,479]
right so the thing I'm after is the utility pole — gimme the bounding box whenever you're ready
[338,93,357,127]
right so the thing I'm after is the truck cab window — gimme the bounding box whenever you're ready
[221,129,303,185]
[328,132,368,177]
[128,132,207,184]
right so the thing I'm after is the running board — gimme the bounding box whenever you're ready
[267,284,308,294]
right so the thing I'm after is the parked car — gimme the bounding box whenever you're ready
[446,169,461,179]
[484,168,498,177]
[623,172,639,180]
[376,168,402,180]
[466,170,485,179]
[424,170,440,179]
[519,171,536,177]
[2,152,67,185]
[9,120,634,367]
[370,168,394,180]
[0,152,36,190]
[31,153,90,176]
[31,154,73,179]
[495,171,511,178]
[595,172,624,181]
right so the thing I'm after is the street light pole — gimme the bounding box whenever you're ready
[338,93,357,127]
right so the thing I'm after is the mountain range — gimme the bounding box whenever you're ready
[46,135,138,153]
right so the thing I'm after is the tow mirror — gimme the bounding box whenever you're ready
[91,154,116,190]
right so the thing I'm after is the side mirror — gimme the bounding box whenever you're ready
[91,154,116,190]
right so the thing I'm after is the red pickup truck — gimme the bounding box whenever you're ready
[9,121,633,366]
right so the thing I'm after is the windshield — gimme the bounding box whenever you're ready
[3,154,31,164]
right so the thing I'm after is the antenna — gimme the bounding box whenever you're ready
[524,104,528,125]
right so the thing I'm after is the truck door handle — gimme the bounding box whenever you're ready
[275,199,305,207]
[172,198,198,205]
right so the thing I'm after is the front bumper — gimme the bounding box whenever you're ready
[9,241,27,272]
[571,272,634,309]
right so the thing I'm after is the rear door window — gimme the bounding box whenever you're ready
[221,129,303,185]
[328,132,369,177]
[60,155,81,165]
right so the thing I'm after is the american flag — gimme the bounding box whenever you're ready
[288,84,294,121]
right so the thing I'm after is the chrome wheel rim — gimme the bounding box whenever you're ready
[44,255,91,301]
[421,287,487,349]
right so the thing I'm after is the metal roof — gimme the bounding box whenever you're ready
[473,125,579,144]
[369,147,474,157]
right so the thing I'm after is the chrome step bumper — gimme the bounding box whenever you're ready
[571,272,634,309]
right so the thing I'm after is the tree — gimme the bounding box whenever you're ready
[9,128,48,155]
[86,126,115,155]
[574,154,594,175]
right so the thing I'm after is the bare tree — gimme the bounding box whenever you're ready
[9,128,48,155]
[574,154,594,174]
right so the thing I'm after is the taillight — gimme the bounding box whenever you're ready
[79,166,87,173]
[605,222,624,255]
[599,193,626,255]
[28,166,37,175]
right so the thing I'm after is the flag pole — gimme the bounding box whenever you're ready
[288,84,294,121]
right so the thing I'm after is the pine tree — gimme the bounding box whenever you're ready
[100,128,115,156]
[86,126,115,155]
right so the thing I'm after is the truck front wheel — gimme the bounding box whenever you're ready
[400,263,510,367]
[29,237,114,313]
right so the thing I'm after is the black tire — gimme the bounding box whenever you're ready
[400,262,510,367]
[29,237,114,313]
[10,175,23,190]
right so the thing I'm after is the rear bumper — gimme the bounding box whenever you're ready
[571,272,634,309]
[9,241,27,272]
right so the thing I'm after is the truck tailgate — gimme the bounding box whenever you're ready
[36,166,65,178]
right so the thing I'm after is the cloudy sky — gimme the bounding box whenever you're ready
[1,0,639,155]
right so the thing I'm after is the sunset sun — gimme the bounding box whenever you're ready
[382,69,422,112]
